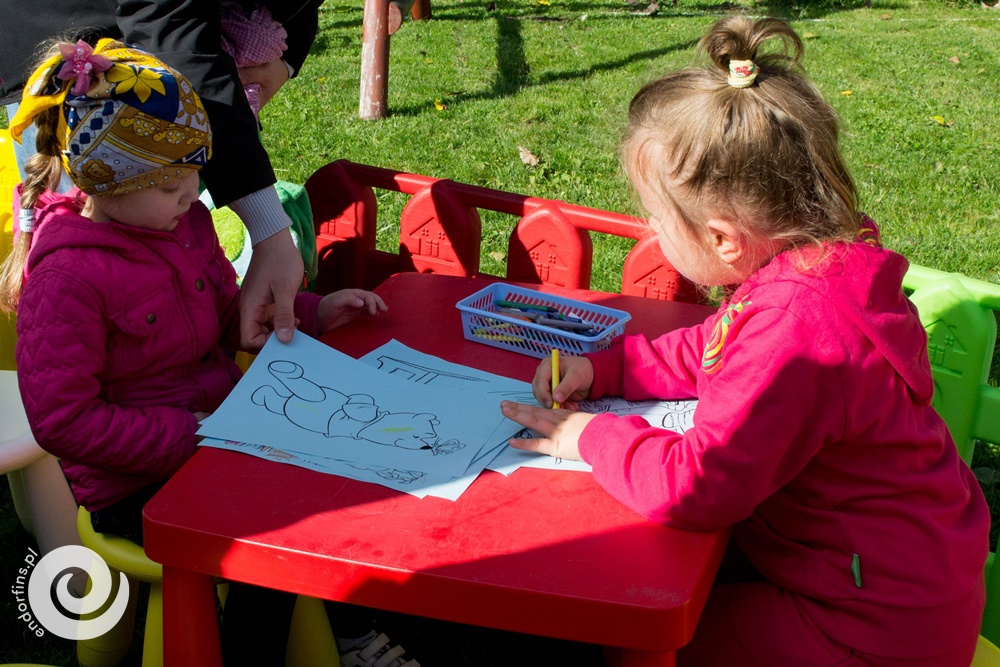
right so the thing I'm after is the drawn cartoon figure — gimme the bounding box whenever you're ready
[347,464,427,484]
[251,360,465,455]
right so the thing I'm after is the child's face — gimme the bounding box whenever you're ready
[635,178,734,287]
[87,171,201,232]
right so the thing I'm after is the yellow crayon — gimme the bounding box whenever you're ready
[551,348,561,409]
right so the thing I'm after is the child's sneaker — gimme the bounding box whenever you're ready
[338,630,420,667]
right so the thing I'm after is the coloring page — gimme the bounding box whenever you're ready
[197,334,527,479]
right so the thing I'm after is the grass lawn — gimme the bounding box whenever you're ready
[2,0,999,662]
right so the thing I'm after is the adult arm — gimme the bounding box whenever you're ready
[116,0,321,346]
[116,0,276,209]
[267,0,323,76]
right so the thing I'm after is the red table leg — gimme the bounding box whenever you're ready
[162,566,222,667]
[360,0,391,120]
[605,647,677,667]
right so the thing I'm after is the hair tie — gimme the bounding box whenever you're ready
[19,208,37,233]
[727,59,758,88]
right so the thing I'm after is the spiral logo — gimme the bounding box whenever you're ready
[26,545,130,640]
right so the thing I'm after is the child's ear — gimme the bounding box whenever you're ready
[706,218,745,266]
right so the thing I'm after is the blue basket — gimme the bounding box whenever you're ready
[456,283,631,358]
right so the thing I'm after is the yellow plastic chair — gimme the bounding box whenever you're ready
[76,507,338,667]
[1,129,19,372]
[973,635,1000,666]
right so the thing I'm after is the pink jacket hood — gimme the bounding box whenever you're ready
[746,236,933,404]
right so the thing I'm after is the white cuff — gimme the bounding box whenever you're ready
[283,59,295,79]
[228,186,292,247]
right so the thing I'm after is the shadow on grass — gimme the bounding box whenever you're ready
[387,15,700,116]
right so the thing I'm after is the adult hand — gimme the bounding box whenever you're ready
[531,354,595,409]
[317,289,388,333]
[500,401,596,461]
[238,58,290,109]
[240,230,304,350]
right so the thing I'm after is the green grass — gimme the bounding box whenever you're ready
[3,0,1000,661]
[259,0,1000,291]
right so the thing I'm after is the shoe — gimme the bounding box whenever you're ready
[339,631,420,667]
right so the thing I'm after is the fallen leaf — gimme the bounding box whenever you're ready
[879,12,891,19]
[317,76,327,83]
[935,161,944,172]
[424,58,433,63]
[518,146,540,166]
[802,32,817,39]
[841,90,853,96]
[931,115,946,125]
[947,56,960,64]
[579,13,588,20]
[434,99,447,110]
[536,0,550,5]
[489,251,507,262]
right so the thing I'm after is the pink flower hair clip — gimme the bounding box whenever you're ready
[56,40,113,96]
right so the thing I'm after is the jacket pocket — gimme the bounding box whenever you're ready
[110,284,176,338]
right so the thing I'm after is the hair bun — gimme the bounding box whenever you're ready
[699,16,803,83]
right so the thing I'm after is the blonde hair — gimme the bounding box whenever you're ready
[621,16,858,252]
[0,104,68,314]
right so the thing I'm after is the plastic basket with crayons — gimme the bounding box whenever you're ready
[456,283,632,358]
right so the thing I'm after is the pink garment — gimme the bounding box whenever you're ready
[15,192,322,510]
[579,224,989,661]
[220,2,288,118]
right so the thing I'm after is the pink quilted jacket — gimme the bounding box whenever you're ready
[15,191,321,510]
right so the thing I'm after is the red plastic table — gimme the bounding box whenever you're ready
[143,273,728,667]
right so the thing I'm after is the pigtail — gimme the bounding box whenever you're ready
[0,106,65,314]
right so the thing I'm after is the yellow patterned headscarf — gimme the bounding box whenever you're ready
[9,38,212,196]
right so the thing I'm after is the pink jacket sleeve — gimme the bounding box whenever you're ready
[586,321,710,401]
[16,267,198,477]
[578,306,846,530]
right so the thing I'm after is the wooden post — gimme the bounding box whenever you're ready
[411,0,432,21]
[360,0,391,120]
[388,0,416,34]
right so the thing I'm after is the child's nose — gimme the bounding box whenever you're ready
[181,174,200,202]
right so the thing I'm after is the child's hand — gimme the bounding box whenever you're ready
[532,355,594,409]
[317,289,388,332]
[500,401,596,461]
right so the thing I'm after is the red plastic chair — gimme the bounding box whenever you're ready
[304,160,700,304]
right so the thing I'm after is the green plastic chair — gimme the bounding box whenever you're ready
[902,264,1000,647]
[903,264,1000,466]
